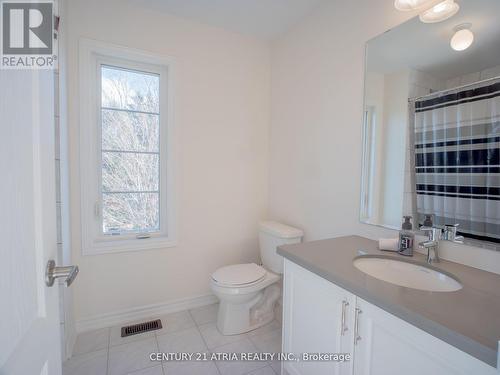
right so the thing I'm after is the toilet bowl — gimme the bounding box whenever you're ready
[210,263,281,335]
[210,221,303,335]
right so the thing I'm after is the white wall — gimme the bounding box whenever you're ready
[380,71,408,228]
[67,0,500,326]
[363,72,385,224]
[363,70,408,228]
[268,0,500,274]
[269,0,414,240]
[67,0,271,323]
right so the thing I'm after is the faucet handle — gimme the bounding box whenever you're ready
[444,223,464,243]
[419,225,442,241]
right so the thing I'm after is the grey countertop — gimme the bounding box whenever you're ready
[277,235,500,368]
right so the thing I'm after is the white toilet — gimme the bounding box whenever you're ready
[210,221,303,335]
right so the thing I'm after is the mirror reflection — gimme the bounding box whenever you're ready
[361,0,500,246]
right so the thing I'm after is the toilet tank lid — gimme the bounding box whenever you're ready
[259,221,303,239]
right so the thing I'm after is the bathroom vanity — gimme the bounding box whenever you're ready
[278,236,500,375]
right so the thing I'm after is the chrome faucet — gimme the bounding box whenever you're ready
[418,223,466,263]
[419,226,441,264]
[442,224,465,243]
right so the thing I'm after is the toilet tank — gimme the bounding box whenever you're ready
[259,221,303,274]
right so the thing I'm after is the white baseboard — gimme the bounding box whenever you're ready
[76,294,217,333]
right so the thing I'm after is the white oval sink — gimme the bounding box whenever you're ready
[353,256,462,292]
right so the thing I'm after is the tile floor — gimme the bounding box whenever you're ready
[63,304,282,375]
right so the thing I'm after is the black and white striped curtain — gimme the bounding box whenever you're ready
[413,78,500,243]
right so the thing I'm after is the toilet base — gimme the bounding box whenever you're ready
[216,283,281,335]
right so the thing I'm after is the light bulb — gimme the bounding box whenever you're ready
[433,2,447,12]
[394,0,439,11]
[450,28,474,51]
[419,0,459,23]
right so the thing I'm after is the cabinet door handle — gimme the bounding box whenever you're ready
[341,300,349,336]
[354,307,362,344]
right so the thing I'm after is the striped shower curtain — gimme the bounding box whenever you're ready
[413,78,500,244]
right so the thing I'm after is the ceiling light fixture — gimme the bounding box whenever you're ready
[450,24,474,51]
[394,0,442,11]
[419,0,460,23]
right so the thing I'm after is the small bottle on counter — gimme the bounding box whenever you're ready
[423,214,434,227]
[398,216,414,256]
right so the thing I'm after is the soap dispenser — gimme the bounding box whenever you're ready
[398,216,414,256]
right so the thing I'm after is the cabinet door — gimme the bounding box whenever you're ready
[353,298,498,375]
[283,259,355,375]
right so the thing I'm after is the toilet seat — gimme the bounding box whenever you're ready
[211,263,266,287]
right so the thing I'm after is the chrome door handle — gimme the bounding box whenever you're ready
[45,260,79,287]
[341,300,349,336]
[354,307,362,344]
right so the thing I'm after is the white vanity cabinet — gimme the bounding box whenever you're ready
[282,259,498,375]
[352,298,498,375]
[282,259,355,375]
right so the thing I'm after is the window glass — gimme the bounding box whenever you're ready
[100,65,161,234]
[101,66,159,113]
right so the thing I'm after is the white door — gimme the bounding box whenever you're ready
[282,259,355,375]
[0,69,63,374]
[352,298,498,375]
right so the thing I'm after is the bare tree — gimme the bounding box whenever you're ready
[100,67,161,233]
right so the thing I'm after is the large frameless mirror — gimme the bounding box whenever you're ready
[360,0,500,249]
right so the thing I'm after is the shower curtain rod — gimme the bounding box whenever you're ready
[408,74,500,103]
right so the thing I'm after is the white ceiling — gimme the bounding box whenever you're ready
[367,0,500,80]
[128,0,326,39]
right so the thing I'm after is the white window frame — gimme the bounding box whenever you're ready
[360,105,376,222]
[79,38,176,255]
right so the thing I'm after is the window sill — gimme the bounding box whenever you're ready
[82,236,177,256]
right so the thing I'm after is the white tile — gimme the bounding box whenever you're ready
[248,328,282,353]
[409,70,443,91]
[125,365,164,375]
[110,319,156,347]
[270,360,281,374]
[246,320,281,338]
[154,310,195,336]
[189,303,218,325]
[108,337,158,375]
[246,366,276,375]
[481,65,500,80]
[214,338,268,375]
[403,192,414,217]
[409,84,430,99]
[445,77,461,90]
[404,149,412,172]
[63,349,107,375]
[157,327,207,353]
[198,322,247,349]
[404,171,414,193]
[73,328,110,356]
[163,359,219,375]
[460,72,481,86]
